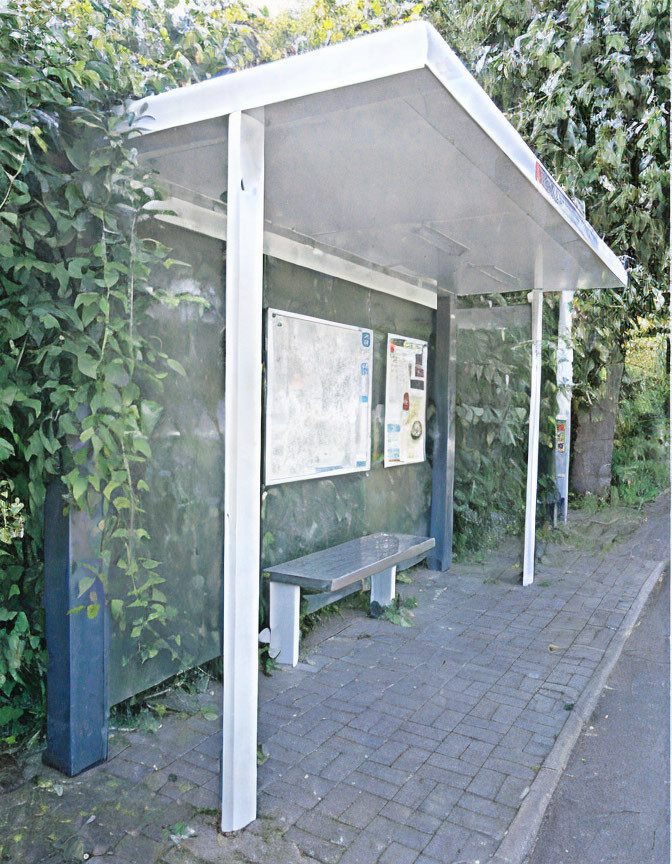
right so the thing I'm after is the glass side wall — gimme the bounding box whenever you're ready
[452,297,532,559]
[108,223,226,706]
[261,257,435,570]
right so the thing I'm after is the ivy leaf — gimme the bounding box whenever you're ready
[0,439,15,461]
[87,604,100,619]
[133,437,151,458]
[166,359,186,377]
[78,576,95,597]
[77,353,99,378]
[72,475,88,501]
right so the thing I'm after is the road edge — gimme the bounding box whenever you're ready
[491,557,668,864]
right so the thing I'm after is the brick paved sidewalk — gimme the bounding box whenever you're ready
[0,494,667,864]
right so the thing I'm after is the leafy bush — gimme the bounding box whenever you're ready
[612,334,669,505]
[0,0,276,749]
[452,295,560,556]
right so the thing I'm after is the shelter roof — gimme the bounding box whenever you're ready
[130,21,627,299]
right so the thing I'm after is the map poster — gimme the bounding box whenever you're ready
[384,333,428,467]
[265,309,373,485]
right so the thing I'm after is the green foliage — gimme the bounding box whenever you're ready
[0,481,24,544]
[430,0,669,404]
[0,0,288,748]
[1,0,666,747]
[453,295,560,556]
[612,333,669,506]
[381,593,418,627]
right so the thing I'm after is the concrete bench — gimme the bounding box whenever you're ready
[265,532,435,666]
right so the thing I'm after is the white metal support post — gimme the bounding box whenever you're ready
[555,291,574,522]
[523,282,544,587]
[221,108,264,833]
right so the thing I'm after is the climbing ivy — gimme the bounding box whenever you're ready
[0,0,275,745]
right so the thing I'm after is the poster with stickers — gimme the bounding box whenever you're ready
[384,334,428,468]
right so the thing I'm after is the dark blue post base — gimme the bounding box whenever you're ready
[428,292,457,572]
[43,479,108,776]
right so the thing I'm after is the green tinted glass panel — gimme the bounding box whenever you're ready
[261,257,435,571]
[108,224,225,706]
[453,298,531,556]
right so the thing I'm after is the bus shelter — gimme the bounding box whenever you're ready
[43,21,626,833]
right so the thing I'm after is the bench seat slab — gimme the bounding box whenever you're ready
[265,533,435,592]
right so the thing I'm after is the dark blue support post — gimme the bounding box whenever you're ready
[428,292,457,571]
[43,479,108,776]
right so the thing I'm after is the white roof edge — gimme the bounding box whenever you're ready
[422,26,627,288]
[128,20,431,134]
[129,20,626,289]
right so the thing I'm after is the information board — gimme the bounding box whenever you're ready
[384,333,428,467]
[265,309,373,485]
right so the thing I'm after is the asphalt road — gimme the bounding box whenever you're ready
[527,563,670,864]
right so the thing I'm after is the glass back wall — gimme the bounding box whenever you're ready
[261,258,435,570]
[108,224,225,706]
[453,298,531,557]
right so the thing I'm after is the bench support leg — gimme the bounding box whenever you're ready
[371,565,396,608]
[269,582,300,667]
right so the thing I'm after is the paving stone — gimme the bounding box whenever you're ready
[339,726,388,750]
[426,752,478,778]
[445,803,508,839]
[336,830,388,864]
[490,745,540,768]
[140,800,200,842]
[346,770,401,801]
[378,841,420,864]
[102,759,153,784]
[370,740,408,766]
[181,748,219,773]
[321,751,365,782]
[357,758,410,788]
[306,719,345,745]
[423,823,497,862]
[457,790,517,822]
[459,739,496,767]
[280,768,335,801]
[466,767,506,800]
[338,790,388,829]
[194,735,221,758]
[182,785,220,810]
[365,815,431,852]
[499,725,533,751]
[452,720,504,746]
[168,758,218,787]
[159,776,197,802]
[265,779,326,810]
[256,790,307,825]
[295,811,359,847]
[284,825,345,864]
[115,831,166,864]
[495,774,532,806]
[380,801,440,835]
[417,782,463,819]
[393,776,436,808]
[315,784,364,819]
